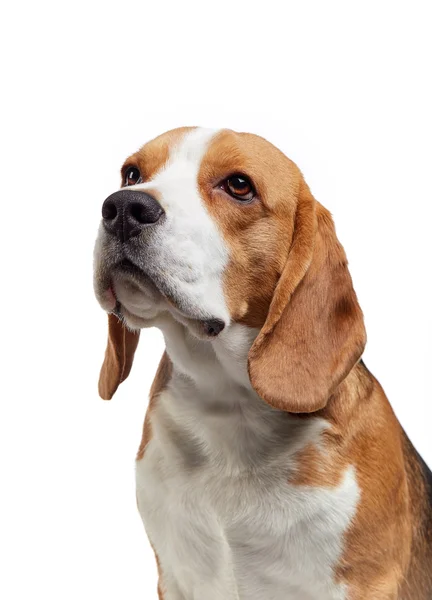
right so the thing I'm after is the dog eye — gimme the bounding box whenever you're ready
[124,166,142,186]
[223,174,255,201]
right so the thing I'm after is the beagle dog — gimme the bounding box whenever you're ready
[93,127,432,600]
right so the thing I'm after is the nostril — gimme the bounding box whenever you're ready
[130,201,163,224]
[130,202,147,224]
[102,200,117,221]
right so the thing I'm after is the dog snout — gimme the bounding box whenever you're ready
[101,189,164,242]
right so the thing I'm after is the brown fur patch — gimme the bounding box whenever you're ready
[198,130,300,327]
[199,129,365,413]
[290,362,432,598]
[121,126,196,185]
[333,372,412,599]
[397,434,432,599]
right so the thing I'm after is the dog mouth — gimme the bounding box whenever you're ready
[113,258,161,297]
[108,259,226,338]
[118,258,145,276]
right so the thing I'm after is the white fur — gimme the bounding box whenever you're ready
[113,127,230,332]
[136,323,360,600]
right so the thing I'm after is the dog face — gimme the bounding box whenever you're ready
[94,127,366,412]
[94,127,298,335]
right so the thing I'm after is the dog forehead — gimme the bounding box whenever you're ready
[156,127,220,186]
[131,128,220,217]
[131,127,294,193]
[131,127,219,183]
[133,127,278,177]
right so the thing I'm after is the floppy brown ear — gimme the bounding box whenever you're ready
[98,313,140,400]
[248,178,366,413]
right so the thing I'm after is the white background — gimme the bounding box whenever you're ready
[1,1,431,598]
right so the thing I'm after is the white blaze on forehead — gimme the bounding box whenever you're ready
[133,127,231,324]
[150,127,218,209]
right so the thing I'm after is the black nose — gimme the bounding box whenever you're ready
[101,189,164,242]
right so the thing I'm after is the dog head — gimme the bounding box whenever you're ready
[94,127,366,410]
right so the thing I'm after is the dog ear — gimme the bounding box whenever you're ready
[98,313,140,400]
[248,178,366,413]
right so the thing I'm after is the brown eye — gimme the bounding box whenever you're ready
[124,166,141,186]
[223,174,255,201]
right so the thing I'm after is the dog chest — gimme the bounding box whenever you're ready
[136,412,359,600]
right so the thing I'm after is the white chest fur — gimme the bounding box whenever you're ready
[136,380,359,600]
[135,323,359,599]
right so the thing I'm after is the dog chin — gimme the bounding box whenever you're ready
[96,265,227,339]
[118,305,161,330]
[119,307,226,341]
[111,272,163,320]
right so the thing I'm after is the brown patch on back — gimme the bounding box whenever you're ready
[290,361,432,598]
[398,436,432,599]
[330,367,412,598]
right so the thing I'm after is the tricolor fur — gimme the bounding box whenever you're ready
[94,127,432,599]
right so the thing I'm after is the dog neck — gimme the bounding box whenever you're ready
[153,317,327,473]
[159,317,259,398]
